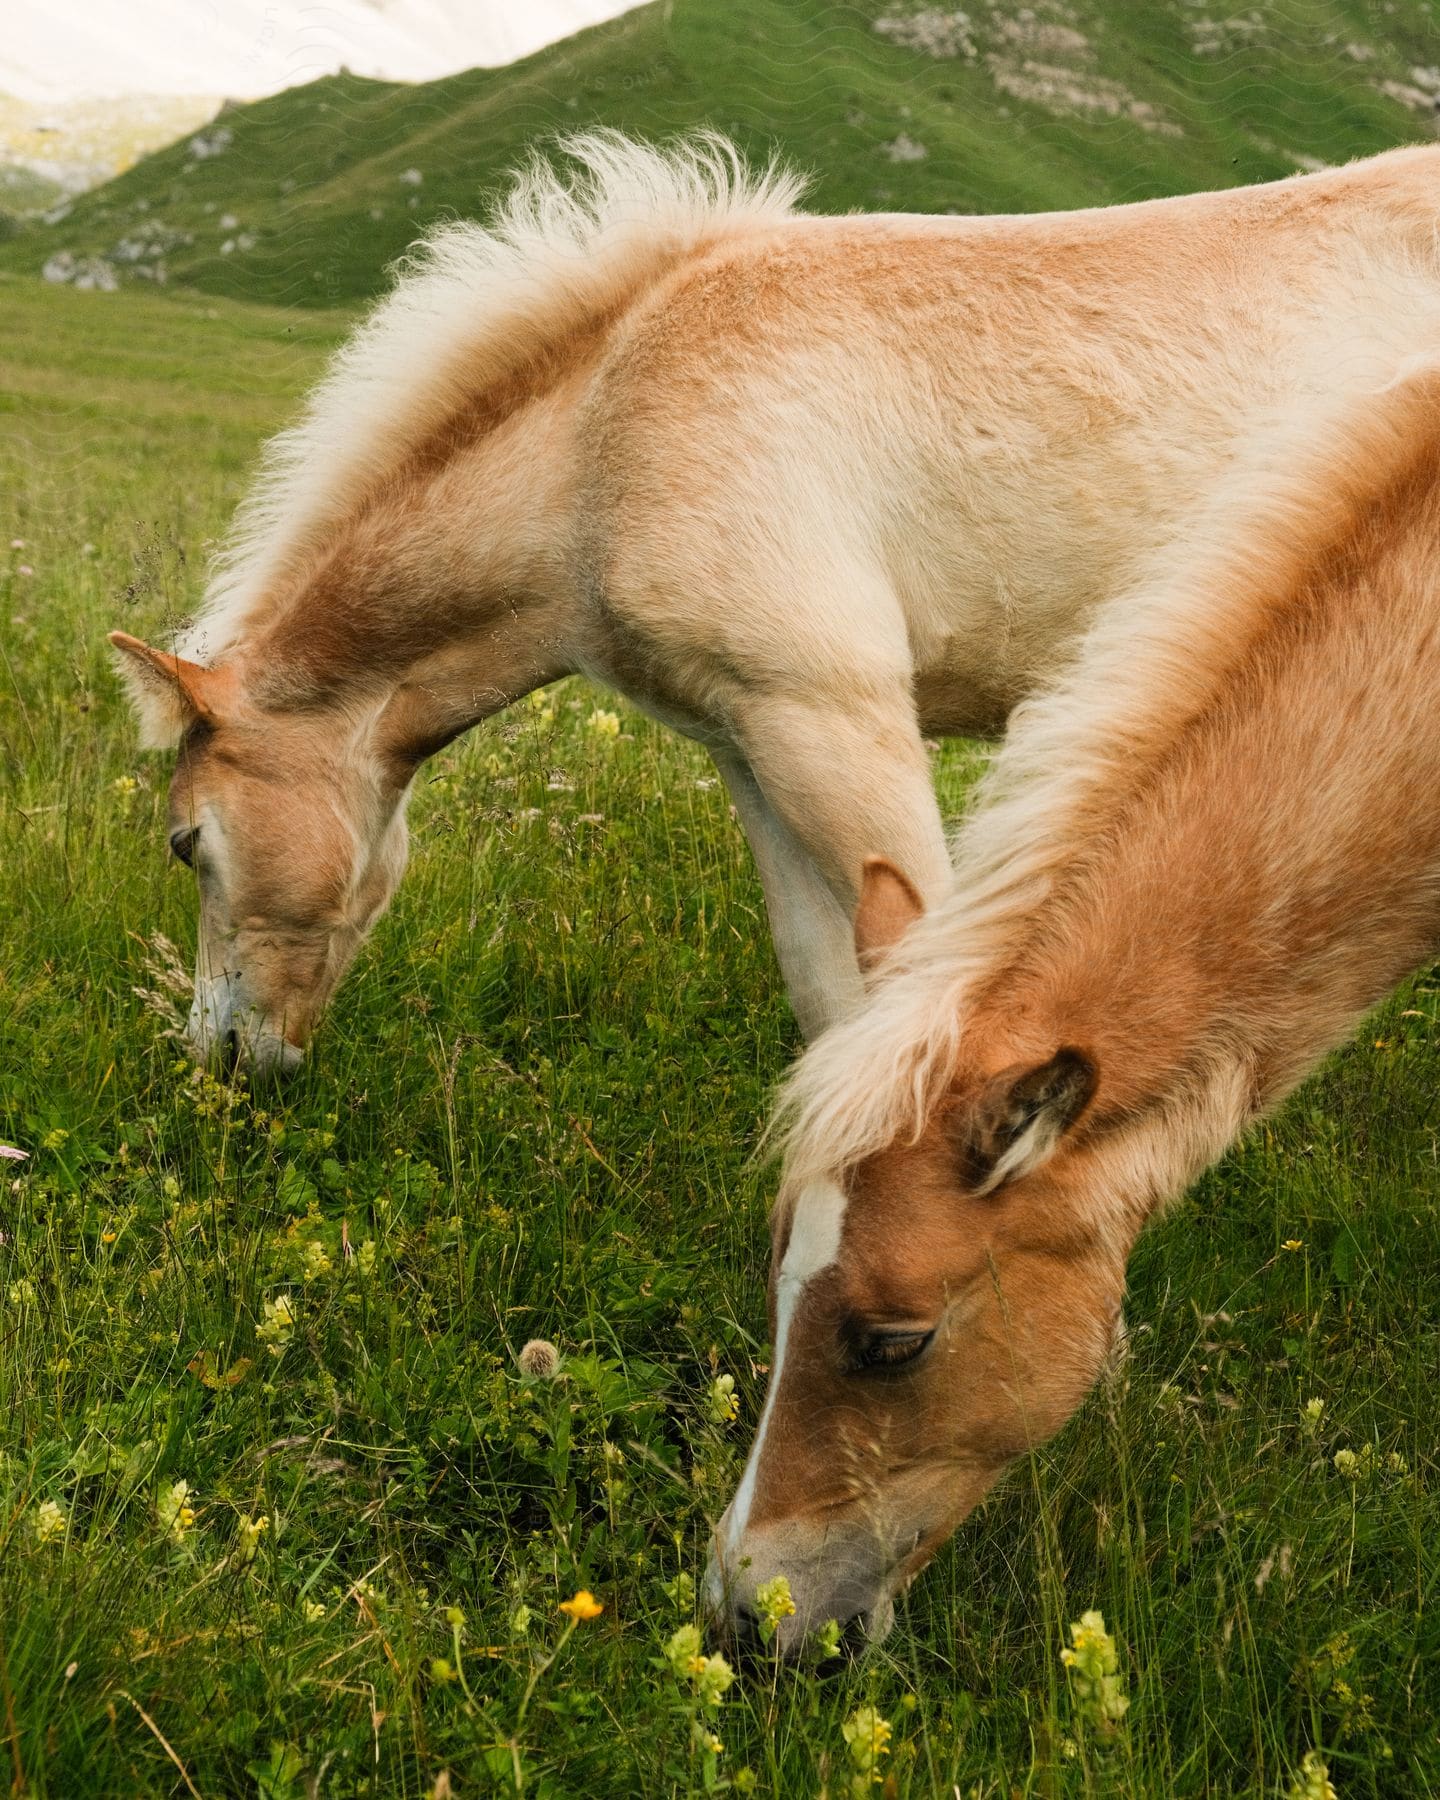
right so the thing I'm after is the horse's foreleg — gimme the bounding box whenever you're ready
[727,690,951,1021]
[712,749,863,1039]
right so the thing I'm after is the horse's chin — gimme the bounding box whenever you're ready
[244,1033,306,1077]
[186,985,306,1078]
[187,1028,306,1079]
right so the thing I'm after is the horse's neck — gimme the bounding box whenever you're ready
[999,476,1440,1147]
[255,380,586,731]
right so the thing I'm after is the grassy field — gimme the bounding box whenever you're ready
[4,10,1440,1791]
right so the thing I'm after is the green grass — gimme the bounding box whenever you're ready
[6,0,1440,307]
[4,9,1440,1787]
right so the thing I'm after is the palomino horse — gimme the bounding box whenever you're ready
[707,358,1440,1653]
[112,134,1440,1070]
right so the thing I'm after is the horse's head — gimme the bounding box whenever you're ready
[707,861,1126,1657]
[110,632,418,1073]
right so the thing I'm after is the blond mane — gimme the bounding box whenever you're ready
[178,131,807,664]
[774,355,1440,1191]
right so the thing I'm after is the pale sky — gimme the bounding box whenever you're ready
[5,0,649,103]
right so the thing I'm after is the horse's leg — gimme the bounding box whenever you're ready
[726,691,952,1024]
[712,749,863,1039]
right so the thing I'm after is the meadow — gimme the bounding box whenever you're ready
[4,3,1440,1789]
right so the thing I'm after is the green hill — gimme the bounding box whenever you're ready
[6,0,1440,307]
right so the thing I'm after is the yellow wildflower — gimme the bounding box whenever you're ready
[587,707,621,738]
[842,1705,893,1776]
[662,1571,695,1610]
[1061,1608,1129,1730]
[663,1626,733,1708]
[705,1373,739,1425]
[234,1514,269,1565]
[34,1499,66,1545]
[753,1574,796,1643]
[558,1589,603,1621]
[692,1652,734,1708]
[257,1294,296,1356]
[1282,1239,1304,1252]
[157,1479,196,1542]
[665,1624,702,1677]
[300,1240,332,1282]
[1288,1749,1338,1800]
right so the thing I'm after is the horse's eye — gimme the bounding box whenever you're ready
[850,1327,936,1373]
[169,827,198,868]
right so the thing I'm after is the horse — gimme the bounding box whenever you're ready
[111,132,1440,1071]
[706,356,1440,1655]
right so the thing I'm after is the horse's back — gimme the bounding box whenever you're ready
[572,144,1440,727]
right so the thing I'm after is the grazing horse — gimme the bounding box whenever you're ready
[707,358,1440,1654]
[112,132,1440,1069]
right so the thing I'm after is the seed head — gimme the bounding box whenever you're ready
[518,1338,560,1378]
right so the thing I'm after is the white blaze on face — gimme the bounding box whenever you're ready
[721,1176,848,1561]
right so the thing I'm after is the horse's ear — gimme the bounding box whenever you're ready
[957,1048,1096,1197]
[854,856,926,975]
[108,632,226,748]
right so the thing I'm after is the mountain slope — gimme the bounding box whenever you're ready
[6,0,1439,307]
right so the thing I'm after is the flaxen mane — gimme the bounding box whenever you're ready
[775,355,1440,1191]
[178,132,806,664]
